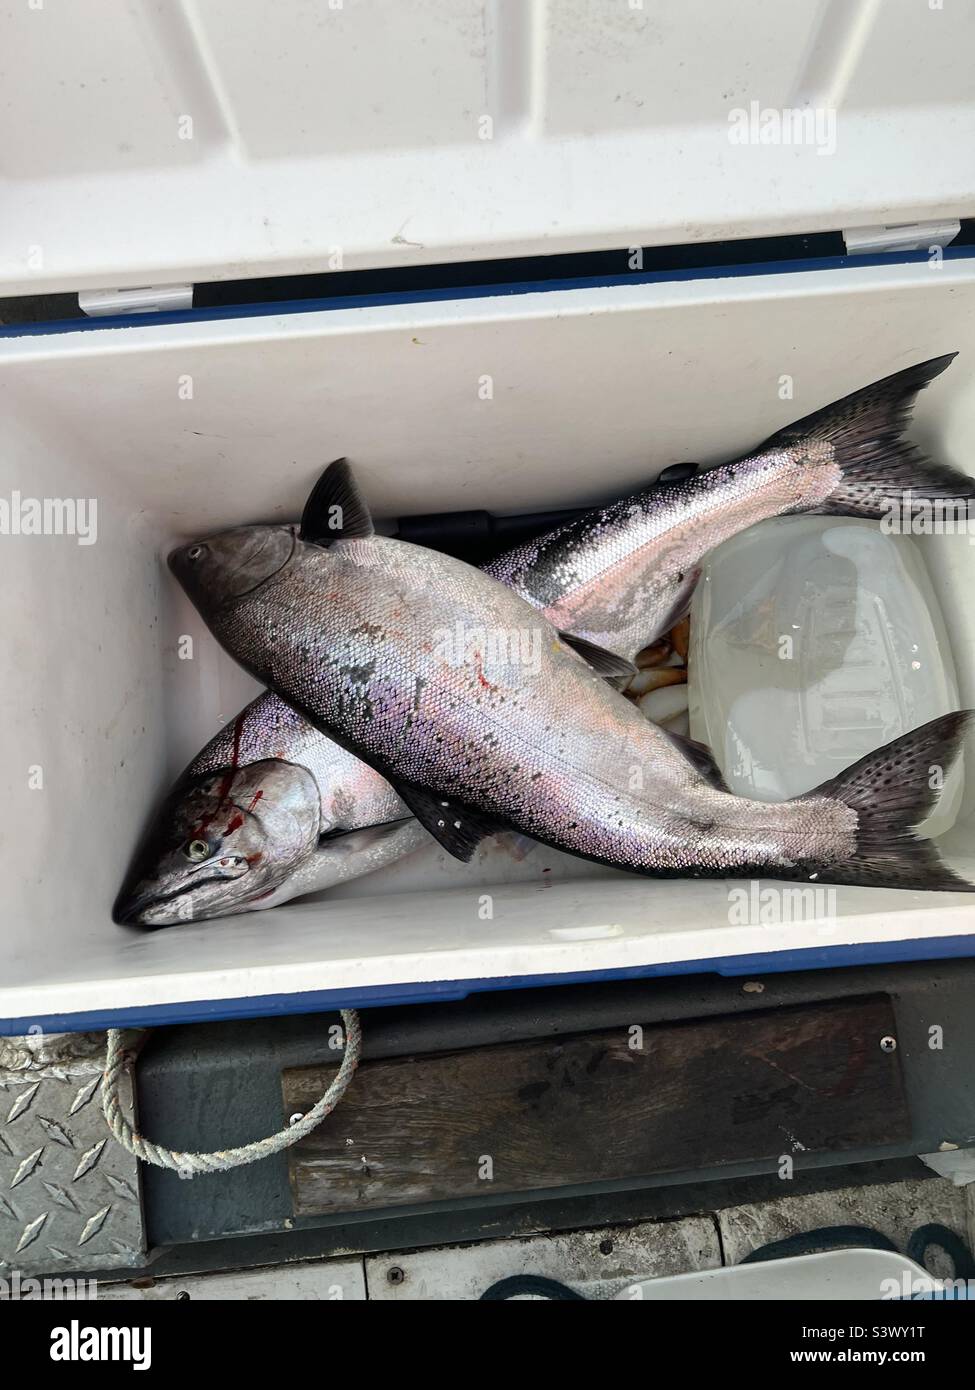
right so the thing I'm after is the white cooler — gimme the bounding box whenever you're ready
[2,0,975,1034]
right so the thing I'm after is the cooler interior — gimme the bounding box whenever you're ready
[2,255,975,1030]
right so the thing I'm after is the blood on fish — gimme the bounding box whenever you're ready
[247,789,264,812]
[224,813,244,836]
[229,712,244,773]
[194,711,246,837]
[213,712,245,805]
[472,649,495,692]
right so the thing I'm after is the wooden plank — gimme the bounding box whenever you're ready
[284,996,907,1217]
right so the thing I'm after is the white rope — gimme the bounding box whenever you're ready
[101,1009,362,1178]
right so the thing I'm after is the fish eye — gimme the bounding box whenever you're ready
[186,544,207,562]
[183,838,211,862]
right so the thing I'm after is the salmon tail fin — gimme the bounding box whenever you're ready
[804,711,974,891]
[769,353,973,518]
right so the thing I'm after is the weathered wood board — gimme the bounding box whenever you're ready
[284,996,907,1216]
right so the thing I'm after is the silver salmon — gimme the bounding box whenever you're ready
[113,693,416,925]
[167,464,973,894]
[486,354,967,663]
[121,355,972,921]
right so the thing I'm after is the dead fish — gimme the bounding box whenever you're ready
[626,666,686,697]
[113,693,409,926]
[484,355,969,665]
[168,460,974,894]
[669,617,690,662]
[127,354,969,922]
[635,638,672,669]
[186,690,405,833]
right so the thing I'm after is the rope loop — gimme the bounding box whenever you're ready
[101,1009,361,1177]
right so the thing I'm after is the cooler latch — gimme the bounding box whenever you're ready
[78,284,193,316]
[843,220,961,255]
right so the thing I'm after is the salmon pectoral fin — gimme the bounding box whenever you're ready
[558,633,637,680]
[664,732,732,792]
[390,779,512,862]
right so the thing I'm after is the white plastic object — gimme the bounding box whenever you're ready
[79,286,193,317]
[843,221,961,255]
[619,1249,952,1301]
[687,518,962,842]
[3,0,975,294]
[3,257,975,1030]
[636,683,689,724]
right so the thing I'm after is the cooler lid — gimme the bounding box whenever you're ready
[3,0,974,297]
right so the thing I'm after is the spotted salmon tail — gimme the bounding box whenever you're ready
[804,712,974,891]
[768,353,973,518]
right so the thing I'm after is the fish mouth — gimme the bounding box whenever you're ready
[114,874,246,928]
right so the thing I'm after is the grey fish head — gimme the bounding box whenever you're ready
[168,524,296,618]
[113,758,322,927]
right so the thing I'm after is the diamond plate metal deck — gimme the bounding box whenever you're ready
[0,1033,145,1275]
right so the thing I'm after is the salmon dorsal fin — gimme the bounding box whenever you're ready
[299,458,375,543]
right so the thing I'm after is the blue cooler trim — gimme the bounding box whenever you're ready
[3,932,974,1035]
[2,246,975,339]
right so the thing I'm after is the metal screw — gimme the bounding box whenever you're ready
[386,1266,406,1285]
[289,1112,304,1126]
[599,1238,614,1255]
[175,1290,190,1301]
[880,1035,897,1053]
